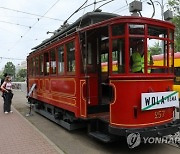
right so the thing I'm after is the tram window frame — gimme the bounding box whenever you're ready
[110,24,125,74]
[112,24,125,36]
[129,38,148,73]
[66,41,76,75]
[147,25,170,74]
[28,58,33,76]
[129,24,145,35]
[81,41,97,74]
[35,56,39,76]
[50,50,57,75]
[112,39,125,74]
[174,67,180,85]
[39,54,44,76]
[58,45,65,75]
[44,52,50,76]
[32,57,36,76]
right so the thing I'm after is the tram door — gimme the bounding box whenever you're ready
[80,26,111,111]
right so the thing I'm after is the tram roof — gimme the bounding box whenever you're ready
[32,11,119,51]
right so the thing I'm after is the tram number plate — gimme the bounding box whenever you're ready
[155,110,165,119]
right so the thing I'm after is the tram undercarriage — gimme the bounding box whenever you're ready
[29,97,121,142]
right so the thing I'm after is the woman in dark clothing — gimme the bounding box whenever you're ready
[1,76,13,114]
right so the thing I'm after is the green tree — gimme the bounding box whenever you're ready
[16,69,27,82]
[168,0,180,52]
[3,62,15,78]
[149,42,162,55]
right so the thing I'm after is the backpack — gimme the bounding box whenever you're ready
[0,78,5,91]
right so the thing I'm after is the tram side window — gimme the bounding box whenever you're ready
[32,57,35,76]
[50,50,56,75]
[112,39,125,74]
[44,52,49,76]
[58,46,64,74]
[66,41,75,73]
[101,37,109,72]
[35,56,39,76]
[39,54,44,75]
[28,58,33,76]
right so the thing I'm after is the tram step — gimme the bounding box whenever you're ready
[89,131,117,143]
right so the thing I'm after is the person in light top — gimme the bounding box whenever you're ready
[1,76,13,114]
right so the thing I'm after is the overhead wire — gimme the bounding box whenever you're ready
[0,20,31,28]
[0,56,25,61]
[0,6,64,22]
[7,0,61,52]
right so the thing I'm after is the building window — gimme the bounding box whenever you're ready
[66,41,75,73]
[50,50,56,75]
[58,46,64,74]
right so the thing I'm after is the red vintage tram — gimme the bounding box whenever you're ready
[27,9,180,143]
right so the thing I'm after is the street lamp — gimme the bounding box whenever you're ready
[147,0,169,20]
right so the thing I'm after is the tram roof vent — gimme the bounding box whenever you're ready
[129,1,142,16]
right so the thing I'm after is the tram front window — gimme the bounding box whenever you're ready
[148,26,169,73]
[112,39,125,74]
[175,67,180,85]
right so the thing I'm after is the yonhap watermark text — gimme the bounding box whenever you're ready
[127,132,180,148]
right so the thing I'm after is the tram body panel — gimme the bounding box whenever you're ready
[28,77,81,117]
[110,79,174,128]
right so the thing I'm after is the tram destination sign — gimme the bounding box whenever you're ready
[141,91,179,111]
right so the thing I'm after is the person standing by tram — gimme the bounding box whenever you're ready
[1,76,14,114]
[131,40,153,73]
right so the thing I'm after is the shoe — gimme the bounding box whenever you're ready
[4,111,8,114]
[10,111,13,113]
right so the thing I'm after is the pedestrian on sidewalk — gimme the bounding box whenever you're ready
[1,76,14,114]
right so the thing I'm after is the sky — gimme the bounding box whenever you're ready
[0,0,169,70]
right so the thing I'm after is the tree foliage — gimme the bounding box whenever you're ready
[16,69,27,82]
[168,0,180,52]
[149,42,162,55]
[3,62,15,77]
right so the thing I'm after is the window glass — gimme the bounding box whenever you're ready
[81,40,97,73]
[50,50,56,74]
[169,43,174,73]
[58,46,64,74]
[129,24,144,35]
[174,67,180,85]
[44,52,49,76]
[129,38,147,73]
[112,24,124,36]
[148,39,167,73]
[39,54,44,75]
[28,58,33,76]
[101,53,108,72]
[35,56,39,76]
[147,25,168,73]
[112,39,125,73]
[66,41,75,73]
[32,57,35,76]
[148,26,167,37]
